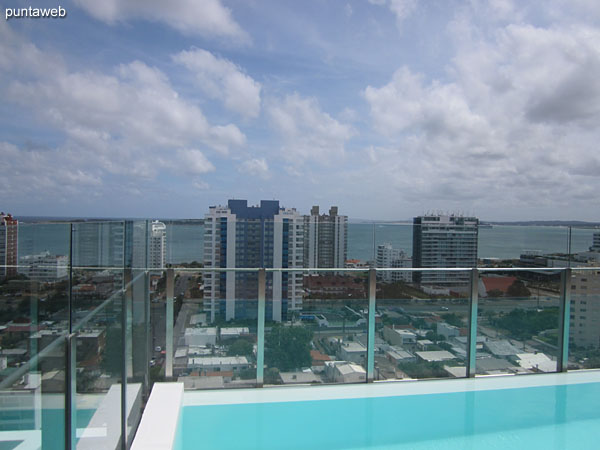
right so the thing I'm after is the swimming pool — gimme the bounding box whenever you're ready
[134,371,600,450]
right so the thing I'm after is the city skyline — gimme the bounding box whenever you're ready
[2,1,600,221]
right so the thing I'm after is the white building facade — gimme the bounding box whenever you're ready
[376,243,412,282]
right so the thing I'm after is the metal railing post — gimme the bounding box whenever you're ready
[65,333,77,450]
[367,268,376,382]
[144,270,150,394]
[557,268,572,372]
[165,269,174,379]
[121,268,132,450]
[466,268,479,378]
[256,269,266,387]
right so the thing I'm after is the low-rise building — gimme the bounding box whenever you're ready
[19,252,68,281]
[437,323,460,339]
[484,339,521,357]
[512,353,556,373]
[220,327,250,341]
[415,350,456,363]
[338,342,367,365]
[279,370,321,384]
[187,356,250,373]
[383,326,417,346]
[184,327,217,346]
[324,361,366,383]
[385,348,415,365]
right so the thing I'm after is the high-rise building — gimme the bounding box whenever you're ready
[149,221,167,269]
[0,212,18,278]
[412,214,479,287]
[304,206,347,268]
[203,200,304,322]
[376,243,412,283]
[590,232,600,252]
[569,271,600,349]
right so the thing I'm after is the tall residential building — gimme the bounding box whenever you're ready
[203,200,304,322]
[412,214,479,287]
[0,212,18,278]
[590,232,600,252]
[569,271,600,349]
[149,221,167,269]
[304,206,347,268]
[376,243,412,283]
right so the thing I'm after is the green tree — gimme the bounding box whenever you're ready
[227,339,253,357]
[506,280,531,297]
[265,325,313,371]
[441,313,463,327]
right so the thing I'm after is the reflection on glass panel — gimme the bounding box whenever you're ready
[0,330,66,450]
[478,224,571,268]
[75,293,123,450]
[376,269,470,380]
[265,270,369,386]
[172,269,257,389]
[568,269,600,370]
[476,270,560,375]
[164,221,204,267]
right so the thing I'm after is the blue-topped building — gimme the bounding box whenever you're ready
[203,200,304,322]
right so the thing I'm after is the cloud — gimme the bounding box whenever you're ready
[0,28,245,206]
[238,158,270,180]
[73,0,249,42]
[361,11,600,217]
[368,0,417,28]
[267,93,354,164]
[173,48,261,118]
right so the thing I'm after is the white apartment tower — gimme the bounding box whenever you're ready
[149,220,167,269]
[304,206,348,269]
[412,214,479,287]
[569,271,600,349]
[203,200,304,323]
[376,243,412,283]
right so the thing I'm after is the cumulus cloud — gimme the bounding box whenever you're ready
[238,158,270,180]
[0,27,244,204]
[173,48,261,118]
[362,9,600,216]
[267,93,354,163]
[73,0,249,42]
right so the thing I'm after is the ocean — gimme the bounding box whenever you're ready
[16,222,598,265]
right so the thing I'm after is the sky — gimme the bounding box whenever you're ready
[1,0,600,221]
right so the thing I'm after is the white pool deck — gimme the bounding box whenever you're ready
[132,370,600,450]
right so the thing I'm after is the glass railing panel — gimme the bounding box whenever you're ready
[0,330,66,450]
[127,268,147,441]
[71,221,126,269]
[16,222,71,279]
[346,222,375,267]
[148,270,167,385]
[569,226,599,267]
[376,269,470,380]
[373,223,412,275]
[74,290,123,450]
[568,268,600,370]
[476,269,561,375]
[173,269,258,389]
[264,269,369,386]
[478,225,571,268]
[163,220,204,267]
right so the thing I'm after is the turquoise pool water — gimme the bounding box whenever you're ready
[180,382,600,449]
